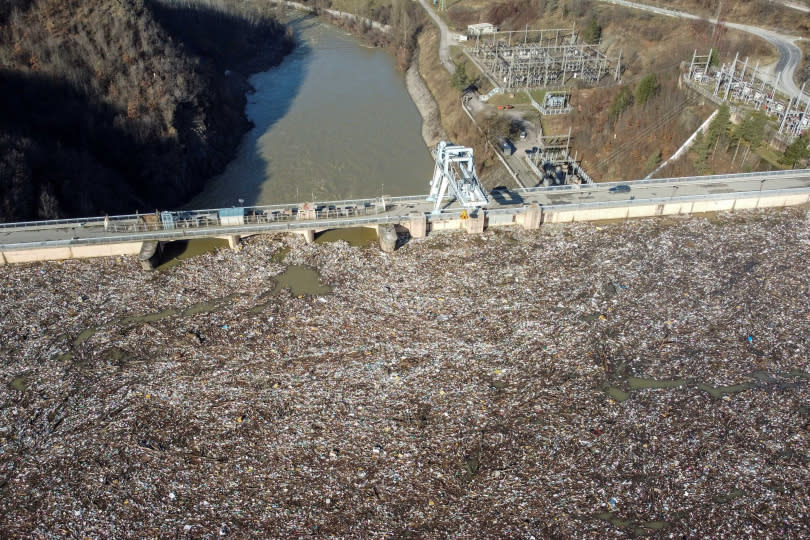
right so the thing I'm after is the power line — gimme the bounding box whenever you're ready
[589,93,701,172]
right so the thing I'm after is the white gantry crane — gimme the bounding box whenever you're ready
[427,141,489,215]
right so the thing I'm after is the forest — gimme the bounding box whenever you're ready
[0,0,295,221]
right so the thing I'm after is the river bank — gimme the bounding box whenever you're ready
[406,55,448,148]
[1,207,809,536]
[270,0,443,150]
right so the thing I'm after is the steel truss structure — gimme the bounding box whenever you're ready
[470,26,620,90]
[687,49,810,139]
[427,142,489,215]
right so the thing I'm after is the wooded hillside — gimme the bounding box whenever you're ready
[0,0,294,221]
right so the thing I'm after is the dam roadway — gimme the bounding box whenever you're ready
[1,169,810,263]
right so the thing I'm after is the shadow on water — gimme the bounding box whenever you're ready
[315,227,378,247]
[184,12,315,209]
[242,13,317,207]
[1,2,296,221]
[156,238,230,270]
[146,1,296,75]
[187,11,434,209]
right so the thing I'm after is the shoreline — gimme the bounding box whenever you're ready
[405,53,448,149]
[272,1,443,151]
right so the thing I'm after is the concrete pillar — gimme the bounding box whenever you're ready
[377,224,398,253]
[464,213,485,234]
[0,250,6,265]
[299,229,315,244]
[523,204,542,230]
[409,213,427,238]
[138,240,161,271]
[227,235,241,249]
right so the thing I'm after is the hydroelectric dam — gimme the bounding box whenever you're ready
[1,143,809,267]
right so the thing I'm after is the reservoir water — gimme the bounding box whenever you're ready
[189,13,434,209]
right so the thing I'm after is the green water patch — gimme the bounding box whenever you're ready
[594,512,634,528]
[99,347,132,367]
[71,292,242,351]
[248,265,331,313]
[248,302,273,314]
[696,381,756,398]
[784,369,810,380]
[462,449,481,482]
[120,308,179,326]
[182,294,239,317]
[627,377,688,390]
[73,327,99,347]
[603,370,810,402]
[270,265,332,296]
[157,238,230,270]
[271,246,290,264]
[315,227,377,247]
[713,488,744,504]
[593,512,669,534]
[10,375,29,391]
[603,385,630,402]
[56,352,74,363]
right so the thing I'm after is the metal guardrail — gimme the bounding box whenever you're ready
[5,185,809,252]
[2,170,805,231]
[0,214,415,251]
[484,185,810,216]
[513,168,810,195]
[0,194,435,232]
[2,170,809,251]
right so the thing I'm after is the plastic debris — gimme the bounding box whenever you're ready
[0,209,808,537]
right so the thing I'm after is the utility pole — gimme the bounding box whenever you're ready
[712,0,725,44]
[614,49,621,82]
[723,52,738,102]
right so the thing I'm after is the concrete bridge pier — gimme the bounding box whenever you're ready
[409,213,427,238]
[522,204,543,230]
[299,230,315,244]
[377,224,398,253]
[138,240,162,270]
[464,212,485,234]
[226,235,241,249]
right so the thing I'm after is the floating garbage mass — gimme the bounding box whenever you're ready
[0,208,808,537]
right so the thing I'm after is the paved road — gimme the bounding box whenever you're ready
[597,0,805,99]
[416,0,455,74]
[3,171,809,249]
[782,1,810,14]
